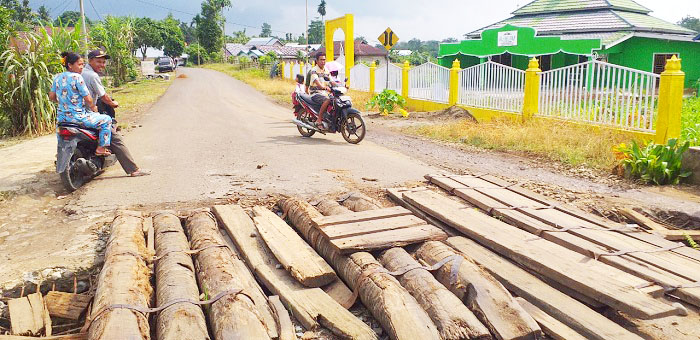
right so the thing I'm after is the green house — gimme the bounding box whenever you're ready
[438,0,700,87]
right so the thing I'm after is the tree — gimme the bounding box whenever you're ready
[261,22,271,38]
[36,5,51,25]
[194,0,225,55]
[133,17,163,60]
[184,43,207,65]
[226,29,248,43]
[1,0,33,29]
[90,16,137,87]
[161,14,185,58]
[441,37,458,43]
[296,33,306,45]
[355,36,367,44]
[54,10,91,27]
[179,21,197,44]
[307,19,323,44]
[678,16,700,33]
[317,0,326,22]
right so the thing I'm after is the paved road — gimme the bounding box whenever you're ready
[75,67,435,210]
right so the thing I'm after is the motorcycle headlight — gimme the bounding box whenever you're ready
[339,95,352,102]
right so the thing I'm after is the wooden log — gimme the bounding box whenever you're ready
[269,295,298,340]
[378,247,492,340]
[152,212,209,340]
[279,197,442,340]
[340,192,382,212]
[403,189,678,319]
[0,334,86,340]
[8,293,51,336]
[88,212,152,340]
[212,205,377,340]
[514,298,587,340]
[314,198,353,216]
[252,206,337,287]
[185,210,275,340]
[414,241,540,340]
[446,236,643,340]
[44,292,90,320]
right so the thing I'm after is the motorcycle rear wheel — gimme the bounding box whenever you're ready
[60,148,89,192]
[341,112,366,144]
[297,112,316,138]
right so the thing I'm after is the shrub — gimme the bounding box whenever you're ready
[365,89,406,115]
[90,16,137,87]
[681,97,700,146]
[614,138,691,185]
[184,43,207,65]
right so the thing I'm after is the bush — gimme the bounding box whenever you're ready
[365,89,407,116]
[184,43,208,65]
[614,138,691,185]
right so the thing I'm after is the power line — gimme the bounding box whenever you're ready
[88,0,103,21]
[134,0,196,16]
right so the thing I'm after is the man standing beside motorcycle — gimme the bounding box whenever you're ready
[309,54,332,130]
[82,49,150,177]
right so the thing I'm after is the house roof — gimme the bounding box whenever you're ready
[512,0,650,15]
[244,37,280,47]
[225,43,244,57]
[309,41,388,58]
[255,45,306,57]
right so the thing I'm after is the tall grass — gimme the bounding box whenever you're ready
[681,97,700,146]
[90,16,137,87]
[0,24,82,136]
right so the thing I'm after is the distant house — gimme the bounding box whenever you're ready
[244,37,283,47]
[309,40,388,65]
[227,42,306,62]
[394,49,413,57]
[225,43,245,57]
[284,43,322,52]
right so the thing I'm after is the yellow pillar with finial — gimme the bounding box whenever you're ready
[369,61,376,95]
[449,59,460,106]
[402,60,410,99]
[522,57,541,121]
[655,55,684,144]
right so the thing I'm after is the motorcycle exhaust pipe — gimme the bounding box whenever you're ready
[292,118,323,133]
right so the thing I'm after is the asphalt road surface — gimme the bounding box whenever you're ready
[75,67,436,210]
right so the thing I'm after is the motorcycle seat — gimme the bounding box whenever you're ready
[298,93,322,113]
[58,122,99,132]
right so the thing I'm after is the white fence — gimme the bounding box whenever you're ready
[349,64,370,91]
[538,60,659,132]
[408,62,450,103]
[284,62,293,79]
[458,61,525,113]
[376,63,403,93]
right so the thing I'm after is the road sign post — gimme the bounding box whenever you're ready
[378,28,400,91]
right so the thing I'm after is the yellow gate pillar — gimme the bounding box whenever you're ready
[325,14,354,85]
[369,61,376,95]
[402,60,410,99]
[522,57,541,121]
[449,59,460,106]
[655,55,684,144]
[280,61,286,78]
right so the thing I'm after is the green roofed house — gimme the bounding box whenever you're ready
[438,0,700,87]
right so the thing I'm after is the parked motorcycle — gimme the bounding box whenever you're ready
[291,79,366,144]
[56,122,116,192]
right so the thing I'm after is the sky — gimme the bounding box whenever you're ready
[30,0,700,45]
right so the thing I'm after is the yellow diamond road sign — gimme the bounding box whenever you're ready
[378,27,399,51]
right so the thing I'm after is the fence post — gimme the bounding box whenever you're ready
[280,61,286,78]
[300,60,305,79]
[449,59,460,106]
[369,61,376,95]
[522,57,541,121]
[654,55,684,144]
[402,60,410,99]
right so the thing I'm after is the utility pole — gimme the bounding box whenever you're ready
[305,0,308,50]
[221,3,226,61]
[79,0,88,56]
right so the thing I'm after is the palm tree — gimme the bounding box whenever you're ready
[317,0,326,22]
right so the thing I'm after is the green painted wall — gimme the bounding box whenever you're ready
[602,37,700,87]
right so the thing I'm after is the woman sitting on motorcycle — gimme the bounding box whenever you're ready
[49,51,112,156]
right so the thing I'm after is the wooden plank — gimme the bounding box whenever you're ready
[340,192,382,212]
[619,209,670,231]
[8,293,51,336]
[152,212,209,340]
[414,241,540,340]
[185,210,275,340]
[88,212,151,340]
[0,334,86,340]
[386,187,459,236]
[321,280,355,309]
[44,292,91,320]
[446,236,644,340]
[269,295,298,340]
[514,298,588,340]
[402,190,679,319]
[252,206,337,288]
[331,224,447,254]
[321,214,427,239]
[378,247,492,340]
[311,206,411,228]
[213,205,377,340]
[655,229,700,241]
[280,197,442,340]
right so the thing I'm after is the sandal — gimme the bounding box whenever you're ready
[95,150,112,156]
[129,170,151,177]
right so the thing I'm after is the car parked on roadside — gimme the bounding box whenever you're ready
[156,57,175,73]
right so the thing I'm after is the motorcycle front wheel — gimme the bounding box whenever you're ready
[341,112,366,144]
[60,148,89,192]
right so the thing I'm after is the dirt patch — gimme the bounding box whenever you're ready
[367,105,476,123]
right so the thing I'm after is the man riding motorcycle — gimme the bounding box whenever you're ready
[82,49,149,177]
[308,54,333,130]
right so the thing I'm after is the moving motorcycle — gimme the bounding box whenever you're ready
[291,78,366,144]
[56,122,116,191]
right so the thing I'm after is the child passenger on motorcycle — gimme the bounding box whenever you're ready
[49,52,113,156]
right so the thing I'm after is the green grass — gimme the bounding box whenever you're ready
[681,97,700,146]
[111,77,174,125]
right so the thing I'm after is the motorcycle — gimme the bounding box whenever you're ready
[56,112,117,192]
[291,78,366,144]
